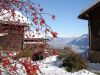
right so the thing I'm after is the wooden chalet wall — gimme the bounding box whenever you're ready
[79,1,100,62]
[90,11,100,51]
[0,23,24,50]
[88,6,100,62]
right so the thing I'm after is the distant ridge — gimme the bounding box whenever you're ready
[67,34,89,50]
[47,37,76,49]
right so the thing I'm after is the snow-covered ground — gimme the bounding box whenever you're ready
[37,56,96,75]
[0,56,97,75]
[87,63,100,73]
[0,58,27,75]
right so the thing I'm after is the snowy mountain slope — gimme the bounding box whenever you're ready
[67,34,89,51]
[47,34,89,51]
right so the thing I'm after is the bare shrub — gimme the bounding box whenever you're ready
[58,48,87,72]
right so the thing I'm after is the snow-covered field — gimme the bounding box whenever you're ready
[88,63,100,73]
[37,56,96,75]
[0,56,97,75]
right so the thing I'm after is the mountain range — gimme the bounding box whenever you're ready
[47,37,75,49]
[47,34,89,53]
[67,34,89,52]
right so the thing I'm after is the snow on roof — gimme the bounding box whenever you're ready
[80,1,100,15]
[0,9,29,24]
[24,31,46,38]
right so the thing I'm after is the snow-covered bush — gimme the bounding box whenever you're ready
[58,50,87,72]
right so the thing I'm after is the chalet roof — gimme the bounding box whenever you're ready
[0,9,29,24]
[78,1,100,20]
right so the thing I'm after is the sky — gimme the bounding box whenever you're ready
[34,0,95,37]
